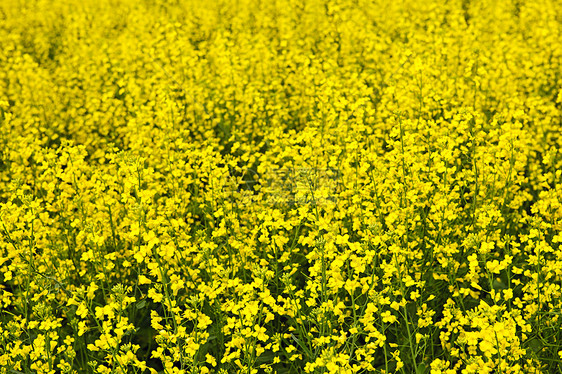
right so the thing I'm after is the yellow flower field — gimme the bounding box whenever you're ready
[1,0,562,373]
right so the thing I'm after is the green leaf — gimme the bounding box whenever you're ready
[416,362,428,374]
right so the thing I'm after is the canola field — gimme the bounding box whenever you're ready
[1,0,562,373]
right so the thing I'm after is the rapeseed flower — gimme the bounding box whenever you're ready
[1,0,562,372]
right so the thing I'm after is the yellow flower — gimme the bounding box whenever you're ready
[381,311,397,324]
[206,353,217,367]
[147,288,163,303]
[138,275,151,285]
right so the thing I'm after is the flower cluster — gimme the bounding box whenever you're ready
[1,0,562,373]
